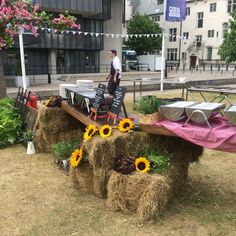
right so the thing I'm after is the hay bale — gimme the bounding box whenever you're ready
[71,164,94,193]
[82,131,151,197]
[81,131,203,198]
[107,171,170,221]
[34,105,84,152]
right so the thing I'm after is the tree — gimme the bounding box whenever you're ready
[218,11,236,63]
[124,13,162,55]
[0,0,79,98]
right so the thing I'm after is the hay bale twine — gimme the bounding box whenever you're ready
[71,164,94,193]
[107,171,170,221]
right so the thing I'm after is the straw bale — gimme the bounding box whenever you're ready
[34,105,84,152]
[81,131,203,198]
[71,164,94,193]
[107,171,170,221]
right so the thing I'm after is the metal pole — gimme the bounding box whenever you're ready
[160,0,167,91]
[178,21,183,66]
[19,28,27,90]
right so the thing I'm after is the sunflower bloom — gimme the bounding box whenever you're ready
[84,124,98,141]
[99,124,112,138]
[135,157,150,173]
[118,118,134,133]
[70,148,83,168]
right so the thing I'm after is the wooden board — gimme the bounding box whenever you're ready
[139,124,176,137]
[61,101,102,128]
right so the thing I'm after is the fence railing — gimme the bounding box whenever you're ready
[3,62,150,76]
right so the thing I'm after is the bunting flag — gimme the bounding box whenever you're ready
[26,27,191,40]
[166,0,186,22]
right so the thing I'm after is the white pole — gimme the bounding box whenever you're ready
[19,28,27,90]
[160,0,167,91]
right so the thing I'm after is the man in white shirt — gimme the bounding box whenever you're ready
[106,49,122,95]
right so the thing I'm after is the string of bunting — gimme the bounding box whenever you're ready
[33,27,191,40]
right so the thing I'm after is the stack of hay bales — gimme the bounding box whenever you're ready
[71,131,203,220]
[34,105,84,152]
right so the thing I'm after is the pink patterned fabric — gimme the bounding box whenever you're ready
[153,117,236,153]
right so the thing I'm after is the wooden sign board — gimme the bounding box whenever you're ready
[89,83,106,120]
[108,86,127,124]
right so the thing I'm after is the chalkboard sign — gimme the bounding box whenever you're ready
[109,86,127,116]
[92,83,106,111]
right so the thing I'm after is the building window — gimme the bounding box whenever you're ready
[223,22,229,37]
[207,47,213,60]
[208,30,215,37]
[167,48,178,61]
[197,12,204,28]
[186,7,190,16]
[157,0,164,4]
[182,52,187,61]
[169,28,177,42]
[152,15,160,21]
[183,32,189,39]
[196,35,202,47]
[228,0,236,13]
[210,3,217,12]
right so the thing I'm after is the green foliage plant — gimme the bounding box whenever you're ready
[0,97,22,148]
[135,96,169,115]
[218,11,236,63]
[140,148,171,174]
[51,140,80,160]
[124,12,162,55]
[23,130,33,142]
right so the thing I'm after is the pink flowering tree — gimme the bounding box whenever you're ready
[0,0,80,98]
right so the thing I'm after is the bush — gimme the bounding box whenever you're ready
[51,140,80,160]
[0,98,22,148]
[135,96,169,115]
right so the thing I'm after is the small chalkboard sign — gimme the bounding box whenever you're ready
[107,86,127,124]
[92,83,106,110]
[89,83,106,120]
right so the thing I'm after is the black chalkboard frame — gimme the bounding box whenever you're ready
[107,86,127,124]
[89,83,106,120]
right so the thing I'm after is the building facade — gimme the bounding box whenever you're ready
[1,0,123,76]
[126,0,233,68]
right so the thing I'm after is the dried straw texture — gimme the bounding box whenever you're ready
[82,131,150,198]
[81,131,203,198]
[71,164,94,193]
[146,135,203,194]
[107,171,170,221]
[34,105,84,152]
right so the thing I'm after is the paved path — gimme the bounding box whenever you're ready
[6,70,236,98]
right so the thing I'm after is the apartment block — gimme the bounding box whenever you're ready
[126,0,233,68]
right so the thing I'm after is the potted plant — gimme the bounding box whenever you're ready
[51,140,79,172]
[23,130,36,155]
[135,96,168,125]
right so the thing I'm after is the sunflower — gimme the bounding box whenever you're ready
[135,157,150,173]
[99,124,112,138]
[118,118,134,133]
[84,124,98,141]
[70,148,83,168]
